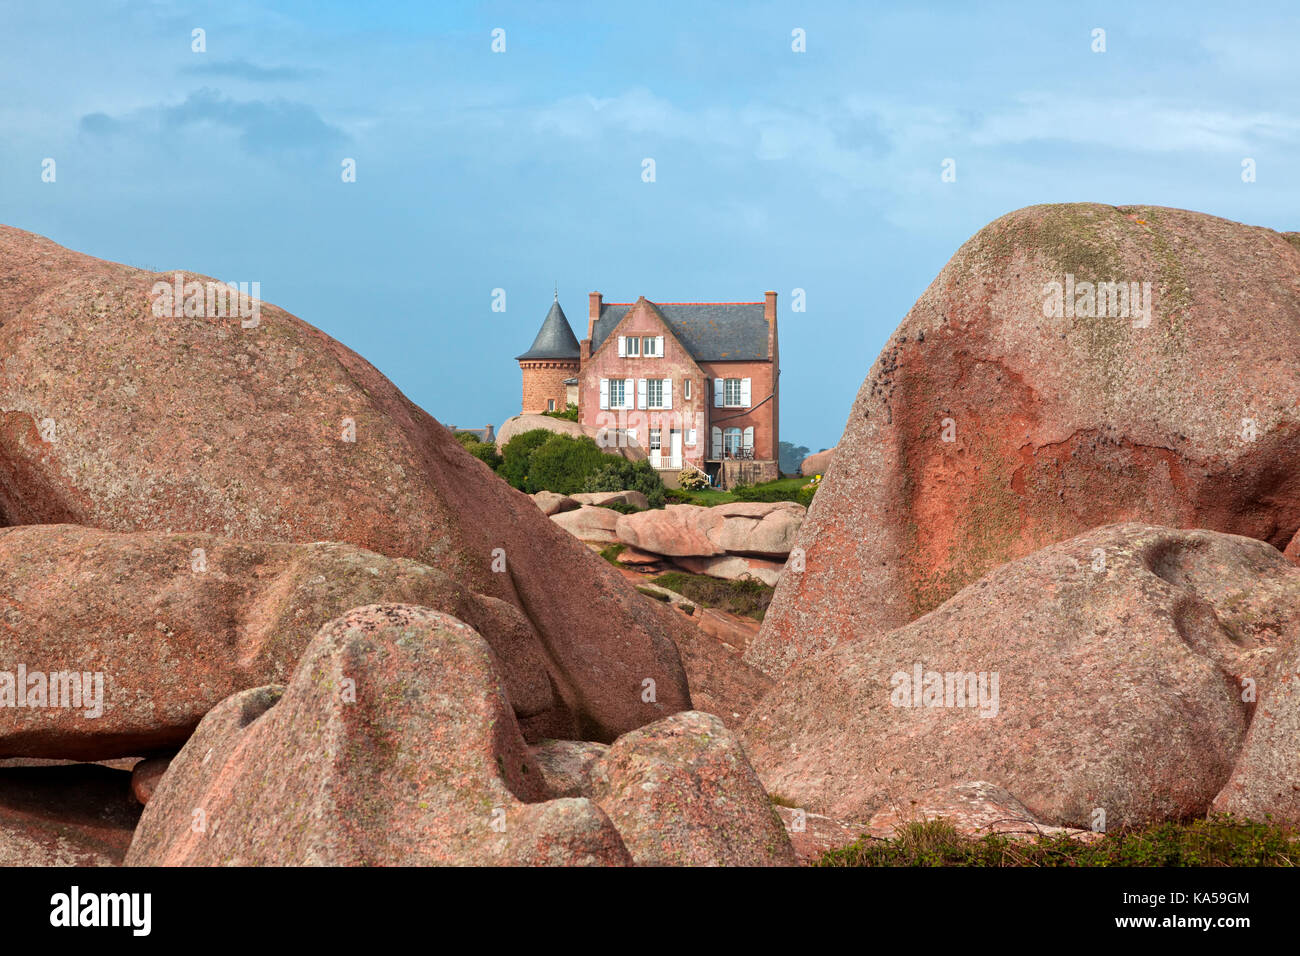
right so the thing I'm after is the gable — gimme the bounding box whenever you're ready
[590,301,769,361]
[588,299,700,374]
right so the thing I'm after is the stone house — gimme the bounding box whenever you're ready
[517,291,780,487]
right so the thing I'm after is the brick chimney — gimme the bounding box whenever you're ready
[764,291,777,357]
[588,292,602,340]
[582,291,602,362]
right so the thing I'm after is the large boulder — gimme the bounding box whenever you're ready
[616,502,804,558]
[532,491,579,516]
[799,448,834,477]
[0,227,691,742]
[742,525,1300,829]
[863,781,1098,841]
[675,553,785,587]
[1213,631,1300,823]
[586,711,796,866]
[550,505,621,544]
[752,205,1300,677]
[496,414,646,461]
[126,606,634,866]
[0,523,679,760]
[572,491,651,510]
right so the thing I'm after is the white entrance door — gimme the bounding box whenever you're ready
[669,429,682,469]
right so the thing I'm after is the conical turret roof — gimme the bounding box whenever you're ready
[516,298,581,361]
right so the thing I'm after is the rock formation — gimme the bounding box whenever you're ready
[0,226,693,743]
[743,524,1300,830]
[752,205,1300,677]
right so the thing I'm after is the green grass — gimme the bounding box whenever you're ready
[650,570,773,621]
[817,816,1300,867]
[668,476,812,507]
[597,544,625,565]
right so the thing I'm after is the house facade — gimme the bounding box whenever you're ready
[517,291,779,487]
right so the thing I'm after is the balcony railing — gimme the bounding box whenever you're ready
[711,446,754,461]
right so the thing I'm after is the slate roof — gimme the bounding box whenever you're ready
[591,301,770,361]
[516,300,581,361]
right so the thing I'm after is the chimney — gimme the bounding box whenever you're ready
[765,290,777,357]
[588,291,602,341]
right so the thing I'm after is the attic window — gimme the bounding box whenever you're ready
[642,336,660,357]
[623,336,640,356]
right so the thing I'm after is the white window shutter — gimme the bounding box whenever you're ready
[687,428,696,447]
[637,378,647,410]
[714,379,724,407]
[618,336,626,357]
[743,426,754,451]
[711,427,722,458]
[741,378,752,407]
[623,378,634,410]
[662,379,672,409]
[655,335,664,357]
[599,378,609,410]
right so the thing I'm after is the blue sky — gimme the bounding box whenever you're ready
[2,1,1297,452]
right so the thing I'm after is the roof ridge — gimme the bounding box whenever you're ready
[606,300,764,306]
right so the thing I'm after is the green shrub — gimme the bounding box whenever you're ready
[542,402,580,422]
[817,814,1300,867]
[650,570,773,621]
[467,441,503,470]
[664,488,695,504]
[498,429,555,490]
[595,500,642,515]
[454,431,503,470]
[525,433,608,495]
[582,457,666,508]
[730,481,817,508]
[678,465,709,490]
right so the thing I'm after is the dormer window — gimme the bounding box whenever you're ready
[617,335,663,358]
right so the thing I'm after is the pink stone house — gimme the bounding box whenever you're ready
[518,292,780,487]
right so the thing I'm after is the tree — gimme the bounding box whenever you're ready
[779,441,811,475]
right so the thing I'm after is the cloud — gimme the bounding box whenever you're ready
[161,89,346,153]
[78,112,125,136]
[78,88,347,155]
[967,94,1300,153]
[182,58,318,82]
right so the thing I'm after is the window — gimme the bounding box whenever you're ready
[714,377,752,408]
[623,336,639,357]
[649,428,661,452]
[724,427,743,457]
[642,336,659,357]
[646,379,663,408]
[609,378,626,408]
[547,399,555,411]
[684,379,691,400]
